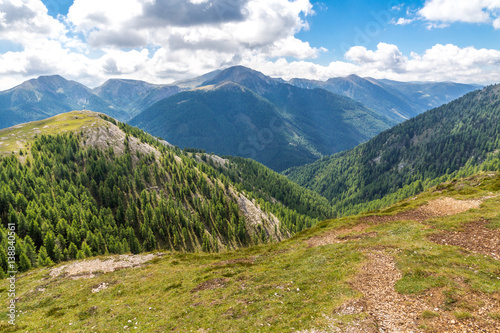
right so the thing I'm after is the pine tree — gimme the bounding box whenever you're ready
[43,231,56,260]
[53,243,63,263]
[81,241,92,257]
[68,242,78,260]
[202,234,210,252]
[19,253,32,272]
[24,236,38,267]
[37,246,53,267]
[76,250,86,260]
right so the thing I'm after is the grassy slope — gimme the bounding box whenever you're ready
[0,110,107,157]
[1,172,499,332]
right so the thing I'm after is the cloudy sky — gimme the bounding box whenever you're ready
[0,0,499,89]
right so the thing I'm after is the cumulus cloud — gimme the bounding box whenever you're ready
[418,0,500,27]
[0,0,499,90]
[243,43,500,85]
[345,43,408,73]
[67,0,315,52]
[0,0,66,43]
[137,0,250,27]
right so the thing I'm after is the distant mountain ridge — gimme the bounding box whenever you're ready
[288,74,480,123]
[0,67,480,171]
[130,66,395,171]
[92,79,181,118]
[0,75,128,128]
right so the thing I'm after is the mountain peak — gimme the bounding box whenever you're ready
[18,74,71,90]
[201,65,279,94]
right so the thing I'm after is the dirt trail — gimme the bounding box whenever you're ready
[352,251,430,333]
[362,197,483,223]
[306,224,376,248]
[428,219,500,260]
[332,251,500,333]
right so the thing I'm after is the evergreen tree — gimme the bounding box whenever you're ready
[37,246,53,267]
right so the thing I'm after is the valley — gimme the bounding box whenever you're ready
[0,83,499,332]
[1,0,499,331]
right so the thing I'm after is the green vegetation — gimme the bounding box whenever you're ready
[286,84,500,216]
[0,112,331,278]
[131,66,395,171]
[0,111,108,157]
[1,171,499,331]
[217,157,333,220]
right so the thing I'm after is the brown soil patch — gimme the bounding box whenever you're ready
[191,278,229,293]
[327,251,500,333]
[49,254,157,280]
[423,197,482,216]
[306,223,377,248]
[428,219,500,260]
[352,251,431,332]
[362,197,483,223]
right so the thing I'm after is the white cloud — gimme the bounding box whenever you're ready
[494,17,500,29]
[391,17,414,25]
[244,43,500,85]
[0,0,66,43]
[345,43,408,73]
[0,0,499,91]
[418,0,500,27]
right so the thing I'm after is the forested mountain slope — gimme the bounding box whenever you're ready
[286,84,500,215]
[131,67,395,171]
[2,167,500,331]
[0,111,333,277]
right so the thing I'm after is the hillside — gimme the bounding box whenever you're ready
[131,67,395,171]
[289,75,479,123]
[285,84,499,216]
[1,169,499,331]
[0,76,128,129]
[92,79,181,118]
[0,111,335,280]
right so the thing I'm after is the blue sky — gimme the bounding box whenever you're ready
[0,0,499,89]
[298,1,500,63]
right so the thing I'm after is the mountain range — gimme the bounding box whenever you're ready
[0,84,499,331]
[290,75,480,123]
[0,110,332,264]
[130,67,394,171]
[0,66,479,170]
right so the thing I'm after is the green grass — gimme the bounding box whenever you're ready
[486,212,500,230]
[0,110,107,157]
[421,310,440,319]
[454,311,473,320]
[1,172,499,332]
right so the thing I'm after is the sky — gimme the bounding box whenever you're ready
[0,0,499,89]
